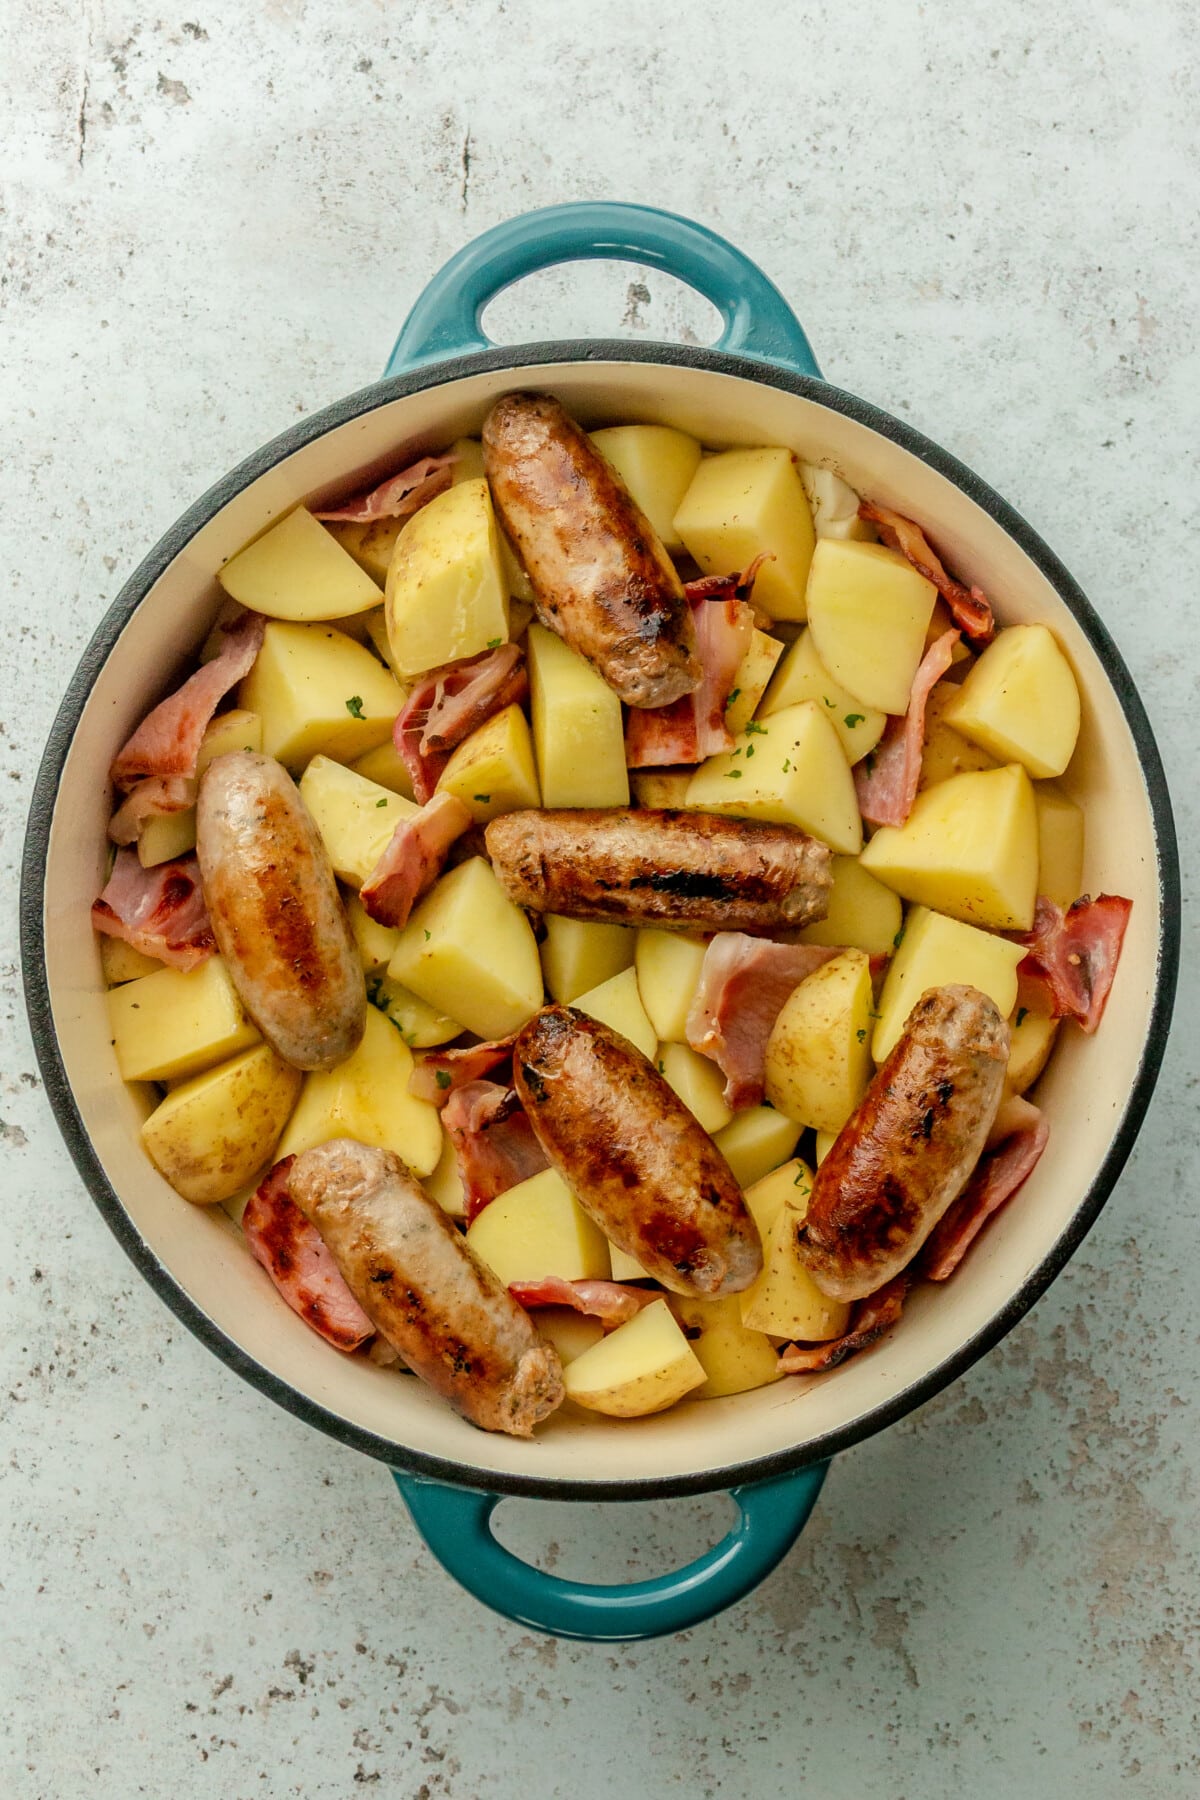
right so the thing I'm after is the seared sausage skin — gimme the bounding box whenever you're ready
[197,751,364,1072]
[513,1007,762,1297]
[797,985,1009,1302]
[485,807,832,934]
[288,1140,564,1438]
[482,393,701,708]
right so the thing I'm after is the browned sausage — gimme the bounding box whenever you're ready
[513,1007,762,1297]
[482,392,700,708]
[485,807,832,934]
[796,985,1009,1302]
[288,1139,564,1438]
[196,751,364,1071]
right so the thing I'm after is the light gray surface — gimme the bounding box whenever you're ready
[2,2,1197,1794]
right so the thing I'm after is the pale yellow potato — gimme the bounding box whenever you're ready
[385,478,509,680]
[724,628,785,736]
[527,622,629,807]
[387,856,543,1040]
[608,1243,652,1281]
[109,956,260,1084]
[759,627,886,763]
[669,1295,781,1399]
[944,624,1081,779]
[814,1130,836,1166]
[590,424,702,552]
[298,754,417,888]
[275,1005,441,1176]
[764,949,874,1133]
[673,447,816,621]
[141,1043,302,1203]
[630,769,693,809]
[449,438,534,600]
[435,702,540,823]
[325,517,404,586]
[218,507,383,621]
[533,1308,605,1366]
[136,708,263,868]
[563,1299,705,1417]
[919,682,999,790]
[424,1130,466,1220]
[1006,1007,1059,1096]
[740,1196,852,1342]
[634,929,708,1043]
[447,436,486,481]
[465,1168,612,1286]
[100,936,161,985]
[540,914,635,1005]
[369,975,463,1049]
[239,621,404,770]
[860,762,1038,931]
[1034,781,1085,908]
[361,605,407,682]
[742,1156,813,1238]
[872,904,1026,1062]
[714,1106,803,1190]
[344,889,401,974]
[805,539,938,714]
[573,966,657,1061]
[658,1042,733,1135]
[684,701,863,855]
[798,855,902,957]
[349,739,414,799]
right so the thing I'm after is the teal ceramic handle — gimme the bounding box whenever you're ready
[393,1463,828,1642]
[384,201,821,377]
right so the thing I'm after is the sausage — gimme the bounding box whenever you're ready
[513,1006,763,1298]
[796,985,1009,1302]
[482,392,701,708]
[485,807,832,934]
[196,751,365,1072]
[287,1139,564,1437]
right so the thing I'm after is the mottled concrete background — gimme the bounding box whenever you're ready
[2,2,1197,1794]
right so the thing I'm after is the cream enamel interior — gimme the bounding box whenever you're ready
[42,359,1166,1491]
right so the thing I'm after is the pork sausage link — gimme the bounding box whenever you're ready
[513,1006,763,1297]
[797,985,1009,1302]
[288,1139,564,1437]
[197,751,364,1072]
[485,807,832,934]
[482,393,701,708]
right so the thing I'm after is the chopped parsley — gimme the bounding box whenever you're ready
[823,696,836,708]
[345,695,365,719]
[844,713,865,729]
[745,744,755,758]
[474,794,491,804]
[893,926,906,949]
[725,769,743,779]
[487,637,502,648]
[856,1028,867,1043]
[725,688,741,708]
[782,758,791,773]
[435,1069,452,1091]
[745,721,766,735]
[376,796,388,807]
[424,929,431,941]
[1016,1007,1029,1028]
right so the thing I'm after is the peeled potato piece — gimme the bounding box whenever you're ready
[673,447,816,621]
[872,904,1026,1062]
[944,624,1081,779]
[670,1295,781,1399]
[141,1043,302,1204]
[805,538,937,714]
[563,1299,705,1417]
[218,507,382,622]
[684,701,863,855]
[764,949,874,1134]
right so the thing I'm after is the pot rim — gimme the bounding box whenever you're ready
[20,339,1181,1502]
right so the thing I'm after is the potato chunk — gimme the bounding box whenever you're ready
[859,762,1038,931]
[435,702,540,823]
[590,425,702,553]
[563,1298,705,1417]
[349,739,415,799]
[1034,781,1085,908]
[658,1042,733,1134]
[109,956,260,1084]
[572,966,657,1061]
[739,1196,852,1342]
[742,1157,814,1238]
[713,1106,803,1190]
[759,628,886,764]
[101,937,161,985]
[634,929,708,1043]
[275,1004,441,1176]
[805,538,937,714]
[141,1043,302,1203]
[944,624,1081,779]
[387,856,543,1040]
[465,1168,612,1285]
[540,915,635,1006]
[670,1295,781,1398]
[723,628,785,736]
[673,447,816,621]
[684,701,863,854]
[298,754,417,888]
[239,621,404,770]
[534,1309,605,1366]
[424,1130,466,1219]
[325,517,404,585]
[449,438,533,600]
[527,622,629,807]
[218,507,383,622]
[630,769,693,809]
[385,478,509,680]
[1006,1007,1059,1096]
[872,904,1026,1061]
[368,973,463,1049]
[797,855,902,956]
[918,683,999,790]
[764,948,874,1133]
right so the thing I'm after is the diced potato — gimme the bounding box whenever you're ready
[563,1298,705,1417]
[298,754,417,888]
[369,975,463,1049]
[448,436,486,481]
[797,465,875,542]
[944,624,1081,779]
[533,1307,605,1366]
[349,740,415,799]
[872,904,1026,1061]
[199,707,264,768]
[275,1005,441,1176]
[100,936,161,985]
[764,949,873,1133]
[634,929,708,1043]
[724,628,785,736]
[609,1243,652,1280]
[425,1130,465,1219]
[658,1042,733,1134]
[239,621,404,770]
[449,438,533,600]
[684,701,863,855]
[573,966,656,1062]
[527,623,629,807]
[739,1194,852,1342]
[385,478,509,680]
[814,1131,836,1165]
[805,539,938,714]
[387,856,543,1040]
[630,769,693,809]
[590,425,702,553]
[670,1295,781,1399]
[540,915,635,1005]
[1006,1007,1059,1096]
[797,855,903,956]
[218,506,383,621]
[137,708,263,869]
[435,703,540,822]
[1034,781,1085,908]
[108,956,259,1083]
[141,1043,302,1203]
[714,1106,803,1190]
[924,599,972,664]
[465,1167,611,1285]
[859,762,1038,931]
[344,889,401,974]
[759,628,886,764]
[325,517,405,586]
[673,447,816,621]
[919,682,999,789]
[361,605,406,682]
[742,1156,813,1239]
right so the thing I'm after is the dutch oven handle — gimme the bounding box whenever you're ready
[383,200,822,377]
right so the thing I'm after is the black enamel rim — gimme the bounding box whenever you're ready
[21,341,1181,1502]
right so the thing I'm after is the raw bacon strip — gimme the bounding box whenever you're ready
[109,609,265,792]
[924,1112,1050,1281]
[625,563,768,769]
[508,1277,659,1328]
[854,629,960,828]
[858,500,994,641]
[108,774,197,846]
[360,792,472,929]
[686,933,840,1109]
[408,1035,517,1107]
[777,1272,911,1373]
[395,643,527,803]
[92,849,215,972]
[442,1080,550,1222]
[1013,894,1132,1034]
[242,1157,375,1352]
[312,453,456,523]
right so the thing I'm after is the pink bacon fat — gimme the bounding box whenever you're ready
[92,849,215,972]
[624,572,759,768]
[409,1035,517,1107]
[508,1278,659,1329]
[923,1108,1050,1281]
[1013,894,1132,1034]
[242,1157,376,1353]
[312,453,456,523]
[854,629,960,829]
[109,609,265,794]
[395,643,527,803]
[359,792,472,930]
[685,934,840,1110]
[441,1079,550,1222]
